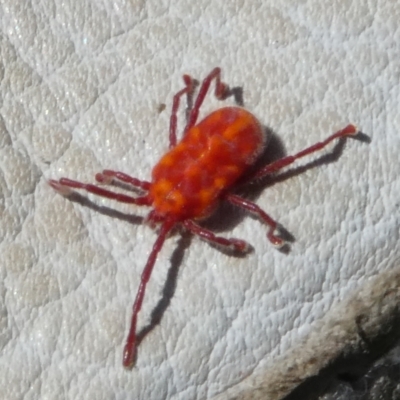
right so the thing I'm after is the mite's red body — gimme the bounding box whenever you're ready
[49,68,357,368]
[150,107,265,220]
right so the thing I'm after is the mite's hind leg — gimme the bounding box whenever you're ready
[184,67,230,132]
[169,74,198,147]
[252,124,358,180]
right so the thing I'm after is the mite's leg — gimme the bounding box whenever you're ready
[184,67,230,132]
[225,194,284,247]
[252,124,358,180]
[123,218,175,368]
[95,170,151,191]
[169,74,198,147]
[183,219,250,252]
[49,178,151,206]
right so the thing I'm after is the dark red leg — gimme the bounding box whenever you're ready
[184,67,230,132]
[253,124,358,180]
[49,178,151,206]
[226,194,284,247]
[169,74,198,147]
[183,220,250,252]
[95,170,151,191]
[123,218,176,368]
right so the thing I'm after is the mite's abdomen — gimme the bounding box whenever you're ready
[150,107,265,219]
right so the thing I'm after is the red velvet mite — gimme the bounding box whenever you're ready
[49,67,358,368]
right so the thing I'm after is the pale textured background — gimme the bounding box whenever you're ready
[0,1,399,399]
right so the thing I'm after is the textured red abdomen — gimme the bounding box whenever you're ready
[150,106,265,220]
